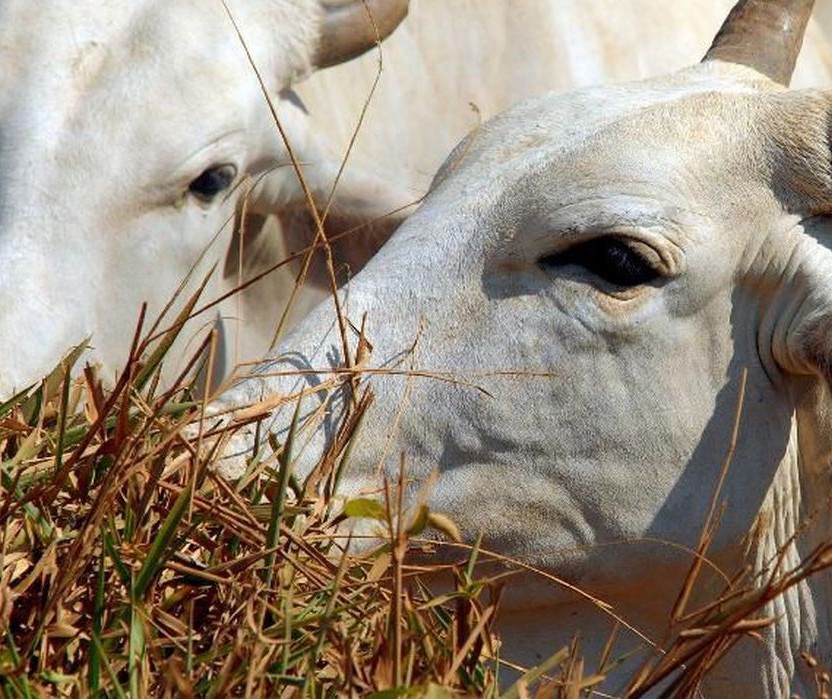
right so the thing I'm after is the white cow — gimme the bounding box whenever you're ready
[4,1,832,400]
[214,0,832,694]
[0,0,410,397]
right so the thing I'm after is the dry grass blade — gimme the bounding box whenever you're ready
[626,540,832,697]
[672,369,748,624]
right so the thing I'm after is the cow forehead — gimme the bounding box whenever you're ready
[447,65,767,186]
[422,64,804,255]
[0,1,314,128]
[0,4,170,126]
[0,2,189,81]
[0,1,312,218]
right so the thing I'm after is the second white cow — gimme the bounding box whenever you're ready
[0,0,410,396]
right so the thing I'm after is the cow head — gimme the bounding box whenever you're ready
[0,0,409,396]
[216,0,832,692]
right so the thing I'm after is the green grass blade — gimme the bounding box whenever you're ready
[464,533,483,584]
[102,528,132,589]
[263,398,301,588]
[132,483,192,600]
[499,646,571,699]
[128,596,145,699]
[90,635,128,699]
[89,547,106,696]
[0,451,54,543]
[53,360,73,476]
[21,341,87,424]
[0,384,34,420]
[0,630,32,699]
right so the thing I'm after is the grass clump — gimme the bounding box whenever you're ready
[1,305,832,698]
[0,318,506,697]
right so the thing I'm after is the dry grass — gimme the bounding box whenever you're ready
[1,294,831,698]
[0,299,504,697]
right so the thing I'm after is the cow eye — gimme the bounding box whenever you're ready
[539,236,661,288]
[188,164,237,202]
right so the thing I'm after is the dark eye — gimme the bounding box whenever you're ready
[538,236,661,288]
[188,164,237,202]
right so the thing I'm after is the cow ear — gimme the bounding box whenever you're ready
[277,173,415,283]
[226,160,417,289]
[769,218,832,384]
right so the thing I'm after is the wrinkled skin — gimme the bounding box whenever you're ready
[4,0,832,399]
[215,60,832,694]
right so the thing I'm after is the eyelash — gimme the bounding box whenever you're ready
[188,164,237,203]
[538,236,661,288]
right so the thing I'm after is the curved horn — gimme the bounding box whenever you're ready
[314,0,409,69]
[703,0,815,85]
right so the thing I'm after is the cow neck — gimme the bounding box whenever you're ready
[738,380,832,696]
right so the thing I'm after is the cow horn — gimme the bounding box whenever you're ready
[314,0,409,69]
[703,0,815,85]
